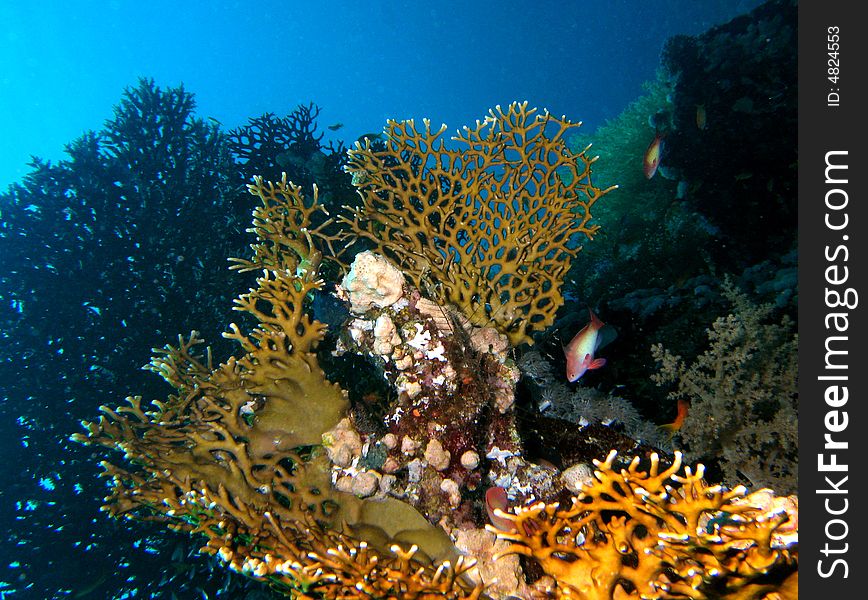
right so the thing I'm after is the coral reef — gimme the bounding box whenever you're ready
[494,450,798,599]
[652,281,798,493]
[72,178,480,598]
[70,99,799,599]
[341,101,614,346]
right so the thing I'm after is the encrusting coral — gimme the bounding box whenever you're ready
[493,450,798,599]
[332,247,537,544]
[341,101,615,346]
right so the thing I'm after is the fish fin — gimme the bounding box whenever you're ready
[588,357,606,370]
[596,324,618,351]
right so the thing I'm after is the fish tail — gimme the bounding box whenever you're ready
[658,422,681,440]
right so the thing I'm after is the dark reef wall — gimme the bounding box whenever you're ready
[660,0,797,269]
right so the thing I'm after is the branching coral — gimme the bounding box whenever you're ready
[492,450,798,599]
[72,179,481,598]
[233,173,345,275]
[1,77,246,405]
[73,263,348,513]
[228,103,354,208]
[651,281,798,493]
[228,103,325,183]
[341,101,614,345]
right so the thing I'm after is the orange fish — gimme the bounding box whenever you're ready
[695,104,707,130]
[659,398,689,436]
[564,309,609,382]
[643,133,663,179]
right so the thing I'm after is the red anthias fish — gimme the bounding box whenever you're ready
[485,487,539,536]
[644,133,664,179]
[564,309,611,382]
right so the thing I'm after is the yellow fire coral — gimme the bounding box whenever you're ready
[74,266,347,509]
[72,179,481,598]
[233,173,345,275]
[342,101,614,345]
[492,450,798,599]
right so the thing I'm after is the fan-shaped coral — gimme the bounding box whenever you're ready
[342,101,614,345]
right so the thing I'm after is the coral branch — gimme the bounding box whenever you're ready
[492,450,798,599]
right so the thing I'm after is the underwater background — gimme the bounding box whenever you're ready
[0,1,797,598]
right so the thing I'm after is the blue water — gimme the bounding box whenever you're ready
[1,0,761,190]
[0,1,785,598]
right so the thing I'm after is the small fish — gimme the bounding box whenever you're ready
[485,487,515,532]
[327,122,344,131]
[695,104,707,130]
[564,309,609,382]
[705,512,741,534]
[643,133,663,179]
[356,132,385,145]
[659,398,689,437]
[72,572,109,598]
